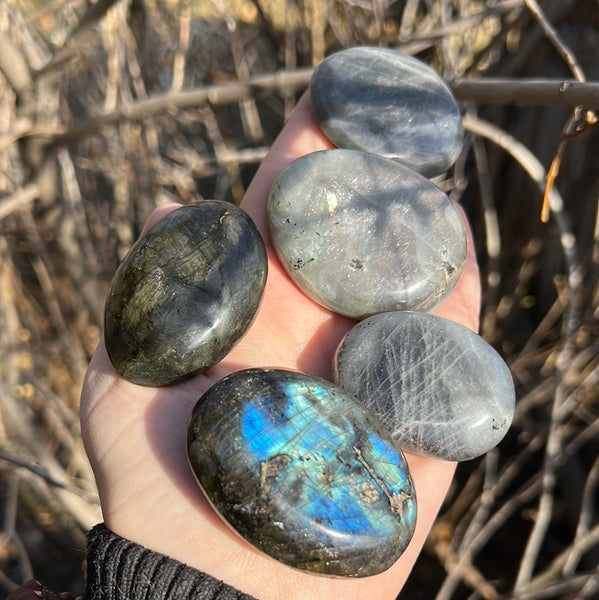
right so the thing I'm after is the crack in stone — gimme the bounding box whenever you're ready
[353,445,411,517]
[260,454,292,495]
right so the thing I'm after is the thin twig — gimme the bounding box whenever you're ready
[579,570,599,599]
[398,0,421,41]
[540,109,597,223]
[41,75,599,151]
[436,474,543,599]
[503,570,599,600]
[452,113,582,597]
[468,106,502,340]
[0,448,99,503]
[198,106,244,202]
[563,455,599,575]
[462,114,565,216]
[436,432,546,598]
[451,78,599,109]
[171,0,191,92]
[515,282,583,590]
[523,0,598,222]
[522,524,599,593]
[0,183,40,221]
[47,68,313,148]
[0,121,66,152]
[35,0,121,76]
[0,32,32,98]
[1,475,34,582]
[506,129,583,594]
[122,13,160,156]
[435,453,501,600]
[231,34,265,142]
[524,0,585,82]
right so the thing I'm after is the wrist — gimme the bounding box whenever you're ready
[85,524,257,600]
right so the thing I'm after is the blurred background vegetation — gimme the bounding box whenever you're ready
[0,0,597,598]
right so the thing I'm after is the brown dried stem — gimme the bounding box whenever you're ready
[35,76,599,152]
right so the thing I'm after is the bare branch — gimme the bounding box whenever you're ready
[35,0,122,76]
[0,447,99,503]
[452,78,599,109]
[524,0,598,224]
[0,183,40,221]
[541,109,597,222]
[0,121,65,152]
[171,0,191,92]
[468,106,502,340]
[563,455,599,574]
[463,118,584,594]
[524,0,586,82]
[70,0,122,39]
[522,524,599,593]
[43,74,599,151]
[48,68,313,148]
[462,114,564,216]
[0,32,32,99]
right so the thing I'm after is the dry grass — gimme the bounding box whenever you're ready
[0,0,598,598]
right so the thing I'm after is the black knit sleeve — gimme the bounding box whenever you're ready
[85,524,257,600]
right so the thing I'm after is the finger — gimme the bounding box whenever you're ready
[433,204,481,333]
[239,93,334,239]
[140,202,182,234]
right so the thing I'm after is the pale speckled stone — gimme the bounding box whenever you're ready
[333,311,515,461]
[267,149,466,319]
[310,46,463,177]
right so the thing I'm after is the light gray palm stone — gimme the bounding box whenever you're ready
[333,311,515,461]
[310,46,463,177]
[267,149,466,319]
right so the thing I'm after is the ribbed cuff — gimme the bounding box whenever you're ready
[85,524,257,600]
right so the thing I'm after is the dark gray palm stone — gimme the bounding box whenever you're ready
[104,201,267,387]
[267,149,466,319]
[333,312,515,461]
[187,368,416,577]
[310,47,463,177]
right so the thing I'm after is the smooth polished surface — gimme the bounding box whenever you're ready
[333,312,515,461]
[187,368,416,577]
[267,149,466,319]
[310,47,463,177]
[104,201,267,386]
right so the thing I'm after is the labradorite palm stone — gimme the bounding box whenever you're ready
[104,201,267,387]
[333,312,516,462]
[267,149,466,319]
[310,47,463,177]
[187,368,416,577]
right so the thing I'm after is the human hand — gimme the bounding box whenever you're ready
[80,93,481,600]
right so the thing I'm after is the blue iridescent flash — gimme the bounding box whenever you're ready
[187,368,417,577]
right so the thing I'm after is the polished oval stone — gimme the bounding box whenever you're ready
[333,312,515,462]
[104,201,267,386]
[187,368,416,577]
[310,47,463,177]
[267,149,466,319]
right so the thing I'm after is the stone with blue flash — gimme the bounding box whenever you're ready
[187,368,417,577]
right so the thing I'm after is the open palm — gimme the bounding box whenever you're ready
[80,94,481,600]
